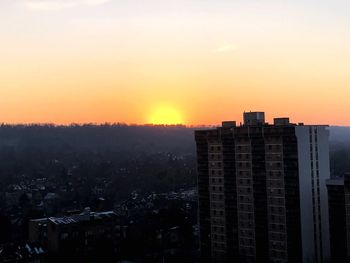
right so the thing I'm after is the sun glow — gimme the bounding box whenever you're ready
[148,106,183,125]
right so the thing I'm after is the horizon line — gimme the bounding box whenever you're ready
[0,122,347,128]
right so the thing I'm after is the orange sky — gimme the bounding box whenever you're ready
[1,0,350,125]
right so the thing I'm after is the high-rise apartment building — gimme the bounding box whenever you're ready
[326,173,350,262]
[195,112,331,263]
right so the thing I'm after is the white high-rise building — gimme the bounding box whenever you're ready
[296,126,331,262]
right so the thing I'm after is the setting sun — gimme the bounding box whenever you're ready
[148,106,183,125]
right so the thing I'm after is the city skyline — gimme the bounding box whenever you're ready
[1,0,350,125]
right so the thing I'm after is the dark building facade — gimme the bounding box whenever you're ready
[195,112,331,263]
[326,174,350,263]
[28,208,120,262]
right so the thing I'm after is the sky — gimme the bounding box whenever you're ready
[0,0,350,125]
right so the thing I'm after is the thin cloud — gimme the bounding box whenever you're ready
[21,0,111,10]
[214,43,238,53]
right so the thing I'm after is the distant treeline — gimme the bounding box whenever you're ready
[0,124,348,150]
[0,124,349,177]
[0,124,196,155]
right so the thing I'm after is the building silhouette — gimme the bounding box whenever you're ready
[326,173,350,262]
[195,112,331,263]
[28,208,120,262]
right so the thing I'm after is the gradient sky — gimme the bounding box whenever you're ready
[1,0,350,125]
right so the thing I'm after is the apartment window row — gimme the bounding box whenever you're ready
[267,171,283,178]
[267,162,283,168]
[210,154,222,160]
[268,188,284,195]
[212,211,225,218]
[238,212,254,220]
[239,195,252,202]
[238,186,252,194]
[213,242,226,249]
[210,162,222,168]
[238,170,251,176]
[239,237,254,246]
[212,218,225,225]
[266,154,283,161]
[268,197,285,206]
[239,247,255,257]
[213,234,226,242]
[269,232,286,241]
[269,206,285,214]
[236,144,251,150]
[236,153,250,160]
[211,177,223,184]
[239,230,254,238]
[269,223,285,231]
[270,241,286,250]
[270,250,287,260]
[238,178,252,185]
[212,226,225,233]
[211,186,224,192]
[211,169,223,176]
[209,145,222,152]
[239,204,253,211]
[239,221,254,228]
[211,202,224,209]
[211,194,224,200]
[238,162,251,168]
[267,179,284,188]
[266,144,282,151]
[212,251,226,262]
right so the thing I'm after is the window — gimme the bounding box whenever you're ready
[60,233,69,240]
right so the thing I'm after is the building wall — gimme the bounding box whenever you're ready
[281,128,302,263]
[295,126,330,263]
[29,218,48,244]
[327,181,347,262]
[221,128,238,261]
[235,127,257,262]
[208,140,227,261]
[265,133,288,262]
[316,127,331,261]
[195,130,212,261]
